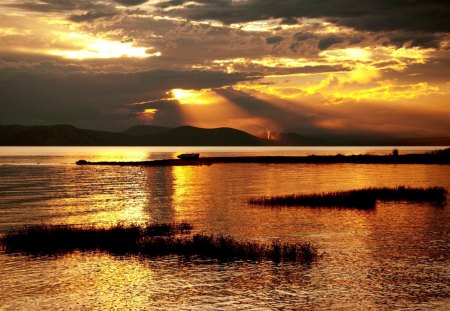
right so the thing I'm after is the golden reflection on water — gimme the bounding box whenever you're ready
[172,165,212,222]
[0,253,156,309]
[1,157,450,309]
[45,166,152,227]
[171,164,261,234]
[89,148,151,162]
[144,166,176,223]
[85,255,154,308]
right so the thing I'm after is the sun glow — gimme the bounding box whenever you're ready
[170,89,213,105]
[138,108,158,122]
[320,48,371,62]
[48,32,159,59]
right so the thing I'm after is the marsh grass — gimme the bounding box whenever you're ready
[0,223,317,263]
[248,186,447,209]
[139,235,317,263]
[144,222,193,236]
[0,222,192,255]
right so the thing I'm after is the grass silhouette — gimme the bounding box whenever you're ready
[249,186,447,209]
[0,222,192,254]
[140,234,317,263]
[0,223,317,263]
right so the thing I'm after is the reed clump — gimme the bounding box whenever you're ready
[0,223,317,263]
[144,222,193,236]
[0,222,192,255]
[139,235,317,263]
[249,186,447,209]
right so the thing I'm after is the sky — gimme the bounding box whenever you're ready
[0,0,449,137]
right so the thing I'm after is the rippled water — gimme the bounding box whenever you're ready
[0,147,449,310]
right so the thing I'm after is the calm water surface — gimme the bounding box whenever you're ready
[0,147,449,310]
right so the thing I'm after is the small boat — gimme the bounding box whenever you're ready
[177,153,200,160]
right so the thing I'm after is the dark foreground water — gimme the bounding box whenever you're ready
[0,147,449,310]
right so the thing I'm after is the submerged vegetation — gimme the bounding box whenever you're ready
[140,235,317,263]
[249,186,447,209]
[0,223,192,254]
[0,223,317,263]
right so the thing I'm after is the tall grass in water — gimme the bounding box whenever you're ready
[1,222,192,255]
[140,235,317,263]
[0,223,317,263]
[249,186,447,209]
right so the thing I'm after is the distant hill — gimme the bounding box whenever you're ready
[0,125,102,146]
[0,124,142,146]
[0,124,268,146]
[142,126,267,146]
[121,125,172,136]
[0,124,449,146]
[0,125,29,142]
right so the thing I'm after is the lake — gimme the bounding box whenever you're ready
[0,147,449,310]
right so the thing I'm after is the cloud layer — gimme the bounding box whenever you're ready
[157,0,450,33]
[0,0,449,136]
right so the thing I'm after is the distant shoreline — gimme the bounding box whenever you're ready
[76,148,450,166]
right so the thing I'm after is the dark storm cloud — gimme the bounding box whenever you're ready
[293,33,316,42]
[318,35,344,50]
[156,0,185,9]
[0,65,258,130]
[10,0,111,13]
[69,6,119,22]
[290,32,316,51]
[348,36,364,45]
[9,0,120,22]
[290,32,357,52]
[129,99,184,127]
[385,32,444,49]
[114,0,148,6]
[265,36,284,45]
[156,0,450,33]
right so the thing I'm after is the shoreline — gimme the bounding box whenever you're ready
[76,149,450,166]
